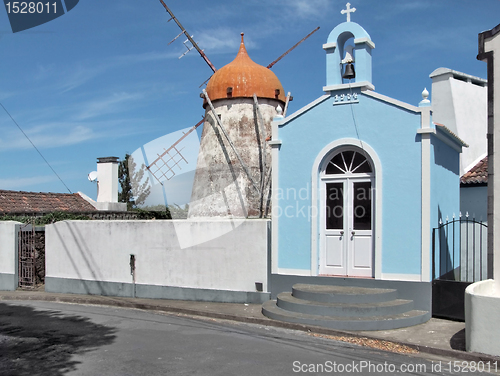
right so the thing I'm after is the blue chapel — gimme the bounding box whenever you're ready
[264,5,466,328]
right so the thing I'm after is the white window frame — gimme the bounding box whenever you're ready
[311,139,383,278]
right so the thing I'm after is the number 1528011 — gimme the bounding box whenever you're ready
[5,2,57,14]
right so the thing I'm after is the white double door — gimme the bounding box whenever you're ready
[319,177,373,277]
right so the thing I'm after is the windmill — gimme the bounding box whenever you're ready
[129,2,319,218]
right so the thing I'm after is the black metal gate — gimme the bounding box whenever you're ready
[432,215,488,321]
[18,224,36,289]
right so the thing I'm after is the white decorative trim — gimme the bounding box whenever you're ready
[277,268,312,276]
[311,139,383,279]
[429,67,487,86]
[354,37,375,49]
[276,95,330,127]
[463,153,488,175]
[77,192,127,212]
[78,191,96,207]
[323,81,375,93]
[435,124,468,149]
[322,42,337,50]
[416,128,464,153]
[362,90,421,113]
[420,106,432,282]
[430,128,464,154]
[380,273,422,282]
[332,92,359,105]
[416,128,435,134]
[271,116,282,140]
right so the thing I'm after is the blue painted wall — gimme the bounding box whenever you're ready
[277,88,424,275]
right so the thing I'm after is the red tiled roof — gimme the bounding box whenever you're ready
[0,190,98,214]
[461,157,488,185]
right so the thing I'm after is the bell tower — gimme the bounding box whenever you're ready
[323,3,375,91]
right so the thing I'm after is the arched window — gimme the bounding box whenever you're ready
[325,150,372,175]
[319,147,375,277]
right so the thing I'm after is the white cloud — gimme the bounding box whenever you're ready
[196,28,242,53]
[387,23,473,55]
[74,91,145,121]
[0,90,17,101]
[0,175,56,190]
[371,1,438,21]
[0,114,163,152]
[52,51,179,93]
[0,123,96,150]
[392,1,432,12]
[57,63,111,93]
[114,50,181,65]
[0,83,167,152]
[280,0,331,20]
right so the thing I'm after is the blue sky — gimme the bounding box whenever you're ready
[1,0,499,200]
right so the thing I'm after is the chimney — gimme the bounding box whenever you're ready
[97,157,119,203]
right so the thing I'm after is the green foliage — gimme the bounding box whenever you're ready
[136,204,189,219]
[129,208,172,220]
[0,209,175,224]
[119,154,151,210]
[166,204,189,219]
[140,205,169,211]
[0,212,91,225]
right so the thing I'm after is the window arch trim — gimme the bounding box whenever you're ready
[311,139,382,279]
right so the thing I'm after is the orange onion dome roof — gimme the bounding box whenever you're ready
[205,33,286,104]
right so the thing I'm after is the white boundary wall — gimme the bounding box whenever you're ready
[46,219,270,301]
[465,280,500,356]
[0,221,20,290]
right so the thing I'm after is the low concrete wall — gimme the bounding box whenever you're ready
[465,279,500,356]
[45,219,270,303]
[0,221,20,290]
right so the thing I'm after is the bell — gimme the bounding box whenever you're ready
[342,62,356,80]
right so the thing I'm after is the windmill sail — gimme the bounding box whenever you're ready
[129,121,202,212]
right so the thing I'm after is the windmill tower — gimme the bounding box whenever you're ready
[188,34,286,218]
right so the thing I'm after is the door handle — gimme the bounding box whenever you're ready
[340,231,344,235]
[351,231,355,235]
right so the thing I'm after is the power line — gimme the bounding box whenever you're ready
[0,102,73,194]
[347,81,367,156]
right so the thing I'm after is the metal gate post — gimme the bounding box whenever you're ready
[18,223,35,289]
[432,228,436,280]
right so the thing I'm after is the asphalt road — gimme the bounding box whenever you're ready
[0,300,494,376]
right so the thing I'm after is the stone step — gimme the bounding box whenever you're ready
[276,292,414,317]
[292,284,398,304]
[262,300,430,331]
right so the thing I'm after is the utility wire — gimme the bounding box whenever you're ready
[0,102,73,194]
[347,80,367,156]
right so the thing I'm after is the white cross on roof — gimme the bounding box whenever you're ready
[341,2,356,22]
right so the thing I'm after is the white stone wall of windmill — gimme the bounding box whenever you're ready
[189,97,279,218]
[188,34,286,219]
